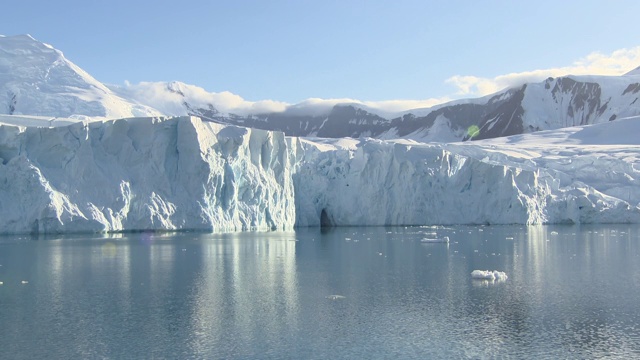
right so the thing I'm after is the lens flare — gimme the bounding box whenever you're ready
[467,125,480,138]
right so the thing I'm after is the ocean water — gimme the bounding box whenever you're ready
[1,225,640,359]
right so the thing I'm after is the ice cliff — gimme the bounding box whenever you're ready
[292,133,640,227]
[0,116,295,233]
[0,115,639,234]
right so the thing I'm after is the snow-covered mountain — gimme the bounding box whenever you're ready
[2,34,639,142]
[0,34,161,119]
[0,114,638,234]
[104,75,640,144]
[108,76,640,143]
[173,75,640,142]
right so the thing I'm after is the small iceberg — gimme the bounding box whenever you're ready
[471,270,508,282]
[421,236,449,243]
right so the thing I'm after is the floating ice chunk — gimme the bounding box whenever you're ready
[326,295,346,300]
[421,236,449,243]
[471,270,508,282]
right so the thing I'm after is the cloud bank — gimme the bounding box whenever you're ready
[114,81,289,116]
[446,46,640,97]
[114,81,451,117]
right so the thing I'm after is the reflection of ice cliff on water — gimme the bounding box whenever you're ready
[1,115,640,234]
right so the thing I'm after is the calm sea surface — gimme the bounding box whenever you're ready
[1,225,640,359]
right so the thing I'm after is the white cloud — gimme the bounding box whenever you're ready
[446,46,640,97]
[112,81,288,116]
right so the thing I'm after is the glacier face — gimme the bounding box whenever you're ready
[0,116,295,233]
[292,135,640,227]
[0,115,639,234]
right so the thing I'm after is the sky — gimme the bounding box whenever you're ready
[4,0,640,111]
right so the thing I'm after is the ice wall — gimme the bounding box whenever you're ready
[292,138,640,226]
[0,116,295,233]
[0,115,638,234]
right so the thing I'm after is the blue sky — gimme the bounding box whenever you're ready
[4,0,640,108]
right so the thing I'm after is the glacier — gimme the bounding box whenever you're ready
[293,126,640,227]
[0,115,639,234]
[0,116,295,233]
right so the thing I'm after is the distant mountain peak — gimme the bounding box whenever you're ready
[0,34,161,119]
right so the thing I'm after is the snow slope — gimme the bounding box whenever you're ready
[520,75,640,131]
[0,35,161,119]
[0,116,295,233]
[626,66,640,76]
